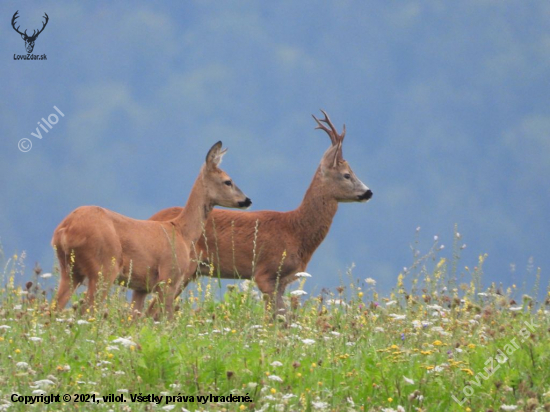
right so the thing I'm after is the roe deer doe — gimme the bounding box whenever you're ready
[52,141,251,317]
[148,111,372,314]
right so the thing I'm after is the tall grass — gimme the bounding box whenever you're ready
[0,234,548,411]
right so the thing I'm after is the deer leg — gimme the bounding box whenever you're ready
[84,259,121,314]
[255,271,287,317]
[55,263,83,310]
[132,290,148,313]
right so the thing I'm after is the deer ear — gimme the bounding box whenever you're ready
[205,141,227,168]
[320,144,340,170]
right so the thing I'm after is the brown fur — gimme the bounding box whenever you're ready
[149,112,372,313]
[52,142,250,317]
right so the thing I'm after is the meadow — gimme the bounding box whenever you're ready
[0,232,548,412]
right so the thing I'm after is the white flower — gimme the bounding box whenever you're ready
[374,327,385,333]
[116,389,129,393]
[403,376,414,385]
[295,272,312,278]
[509,306,523,312]
[282,394,296,400]
[76,320,90,325]
[326,299,348,307]
[268,375,283,382]
[112,337,137,348]
[330,331,341,336]
[28,337,42,342]
[301,339,316,345]
[40,273,52,278]
[290,290,307,296]
[365,277,376,285]
[32,390,47,395]
[0,325,11,329]
[500,405,518,411]
[439,245,445,250]
[311,400,329,410]
[389,314,406,320]
[16,362,29,369]
[434,235,438,241]
[33,379,55,388]
[270,361,283,367]
[477,292,489,297]
[14,304,22,310]
[427,304,444,311]
[162,406,176,411]
[386,300,397,306]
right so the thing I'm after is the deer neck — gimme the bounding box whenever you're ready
[173,170,213,245]
[293,167,339,258]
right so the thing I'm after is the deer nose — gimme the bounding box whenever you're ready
[238,197,252,208]
[359,190,373,201]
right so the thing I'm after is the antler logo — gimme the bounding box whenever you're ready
[11,11,49,53]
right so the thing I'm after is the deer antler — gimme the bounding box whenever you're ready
[312,110,346,167]
[311,110,346,146]
[32,13,49,39]
[11,11,25,36]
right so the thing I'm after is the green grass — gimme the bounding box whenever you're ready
[0,238,549,412]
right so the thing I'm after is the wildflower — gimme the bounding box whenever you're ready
[302,339,316,345]
[468,343,476,349]
[40,273,52,278]
[432,340,443,346]
[28,337,42,342]
[365,277,376,285]
[16,361,29,369]
[500,405,518,411]
[112,337,137,348]
[76,320,90,325]
[388,397,393,402]
[403,376,414,385]
[389,314,406,320]
[326,299,348,307]
[509,306,523,312]
[0,325,11,330]
[162,406,176,411]
[268,375,283,383]
[32,379,56,388]
[311,400,329,410]
[386,300,397,306]
[270,388,277,394]
[290,290,307,296]
[461,368,474,376]
[270,361,283,367]
[295,272,312,278]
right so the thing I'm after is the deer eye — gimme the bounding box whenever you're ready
[343,173,351,180]
[224,180,233,186]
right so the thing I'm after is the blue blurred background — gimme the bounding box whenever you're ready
[1,2,548,296]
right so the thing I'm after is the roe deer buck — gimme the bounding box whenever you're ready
[148,111,372,314]
[52,142,251,317]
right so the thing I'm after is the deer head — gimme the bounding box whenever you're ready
[202,141,252,209]
[312,110,373,203]
[12,11,49,53]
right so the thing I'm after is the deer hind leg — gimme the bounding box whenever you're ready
[55,257,84,310]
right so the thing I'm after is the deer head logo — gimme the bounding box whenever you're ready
[11,11,49,54]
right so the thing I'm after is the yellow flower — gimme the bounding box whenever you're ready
[387,397,393,402]
[468,343,476,349]
[240,406,246,411]
[461,368,474,376]
[432,340,443,346]
[358,292,364,298]
[15,349,21,354]
[270,388,276,394]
